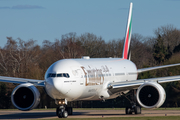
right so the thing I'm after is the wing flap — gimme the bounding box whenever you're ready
[0,76,45,87]
[109,80,144,89]
[108,80,144,94]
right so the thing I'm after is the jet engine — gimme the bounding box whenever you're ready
[136,82,166,108]
[11,83,40,111]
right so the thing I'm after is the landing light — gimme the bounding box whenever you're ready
[55,99,67,105]
[57,100,65,105]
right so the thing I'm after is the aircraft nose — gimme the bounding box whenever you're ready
[52,78,63,90]
[51,78,70,95]
[46,77,69,96]
[45,78,66,99]
[45,78,62,91]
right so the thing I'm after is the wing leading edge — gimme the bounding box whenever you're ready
[109,63,180,93]
[137,63,180,73]
[108,75,180,94]
[0,76,45,87]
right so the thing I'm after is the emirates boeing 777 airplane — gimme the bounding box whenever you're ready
[0,2,180,118]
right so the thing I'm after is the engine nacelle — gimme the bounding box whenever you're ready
[136,82,166,108]
[11,83,40,111]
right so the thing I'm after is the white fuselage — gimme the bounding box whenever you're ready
[45,58,137,101]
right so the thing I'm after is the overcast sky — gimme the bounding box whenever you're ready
[0,0,180,47]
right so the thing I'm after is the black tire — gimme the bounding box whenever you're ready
[134,106,141,114]
[58,110,63,118]
[63,110,68,118]
[125,107,132,114]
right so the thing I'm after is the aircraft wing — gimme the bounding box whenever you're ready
[108,75,180,93]
[0,76,45,87]
[137,63,180,73]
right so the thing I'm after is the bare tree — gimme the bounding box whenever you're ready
[154,24,180,52]
[77,33,105,58]
[130,34,154,68]
[105,39,124,58]
[1,37,42,79]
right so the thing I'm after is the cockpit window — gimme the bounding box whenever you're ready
[47,73,70,78]
[57,73,63,77]
[47,73,56,78]
[66,73,70,78]
[63,73,67,77]
[51,74,56,77]
[62,73,70,78]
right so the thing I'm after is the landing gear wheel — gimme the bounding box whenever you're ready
[63,111,68,118]
[134,106,141,114]
[57,110,63,118]
[123,90,142,115]
[125,107,132,114]
[57,110,68,118]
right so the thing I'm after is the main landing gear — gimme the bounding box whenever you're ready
[122,90,141,115]
[125,105,141,114]
[55,99,73,118]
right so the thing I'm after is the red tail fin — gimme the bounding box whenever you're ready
[122,2,133,59]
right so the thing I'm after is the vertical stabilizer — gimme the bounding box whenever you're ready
[122,2,133,59]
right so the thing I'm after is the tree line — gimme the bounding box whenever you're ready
[0,24,180,108]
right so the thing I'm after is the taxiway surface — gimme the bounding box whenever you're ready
[0,109,180,119]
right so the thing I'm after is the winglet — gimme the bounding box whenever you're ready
[122,2,133,59]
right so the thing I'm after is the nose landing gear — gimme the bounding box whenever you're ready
[56,106,68,118]
[55,99,73,118]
